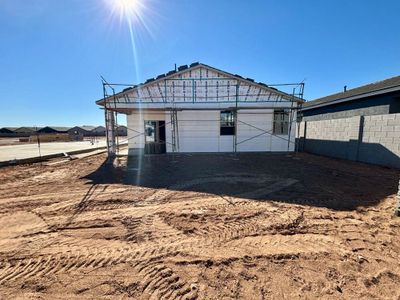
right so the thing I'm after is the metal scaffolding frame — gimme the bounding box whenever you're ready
[100,76,304,157]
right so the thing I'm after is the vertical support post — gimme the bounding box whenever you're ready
[295,83,305,153]
[234,83,239,152]
[302,121,307,152]
[193,80,197,103]
[287,88,295,151]
[164,80,167,103]
[356,115,365,162]
[112,90,119,155]
[105,109,116,157]
[175,110,179,152]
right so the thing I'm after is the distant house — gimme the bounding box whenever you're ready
[116,125,127,136]
[37,126,71,134]
[0,127,37,137]
[92,126,106,136]
[14,127,38,137]
[0,127,17,137]
[0,127,15,133]
[68,126,96,137]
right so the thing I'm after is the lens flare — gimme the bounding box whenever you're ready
[110,0,142,20]
[103,0,158,185]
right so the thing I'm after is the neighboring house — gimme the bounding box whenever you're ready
[298,75,400,169]
[0,127,17,137]
[37,126,71,134]
[0,127,37,137]
[68,126,96,137]
[92,126,106,136]
[96,62,302,154]
[116,125,127,137]
[13,127,38,137]
[0,127,15,133]
[300,75,400,121]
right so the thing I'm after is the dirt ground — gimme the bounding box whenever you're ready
[0,152,399,299]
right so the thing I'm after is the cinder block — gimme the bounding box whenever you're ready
[379,137,394,144]
[374,131,387,138]
[369,126,382,132]
[368,137,380,143]
[382,126,395,132]
[376,120,388,126]
[386,131,400,138]
[371,115,383,121]
[387,119,400,126]
[384,114,396,120]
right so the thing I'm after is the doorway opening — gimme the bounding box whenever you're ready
[144,120,166,154]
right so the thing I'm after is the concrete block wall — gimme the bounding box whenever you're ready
[299,113,400,168]
[358,114,400,167]
[304,116,359,141]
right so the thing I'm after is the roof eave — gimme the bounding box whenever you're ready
[95,63,304,105]
[301,85,400,111]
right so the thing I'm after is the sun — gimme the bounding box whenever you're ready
[105,0,143,21]
[113,0,139,15]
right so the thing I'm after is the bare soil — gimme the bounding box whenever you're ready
[0,152,399,299]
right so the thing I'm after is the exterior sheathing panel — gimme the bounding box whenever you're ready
[128,109,296,153]
[127,111,165,151]
[119,65,298,154]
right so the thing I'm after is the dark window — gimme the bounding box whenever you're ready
[273,110,289,135]
[220,110,235,135]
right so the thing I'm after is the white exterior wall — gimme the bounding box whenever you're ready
[128,109,296,153]
[237,109,272,152]
[127,110,165,152]
[166,110,220,152]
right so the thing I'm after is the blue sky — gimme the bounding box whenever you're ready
[1,0,399,126]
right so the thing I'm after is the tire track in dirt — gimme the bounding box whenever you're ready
[0,240,185,286]
[132,260,198,300]
[222,233,345,257]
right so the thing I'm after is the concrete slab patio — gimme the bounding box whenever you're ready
[0,140,107,162]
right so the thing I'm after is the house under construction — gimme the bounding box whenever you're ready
[96,63,304,156]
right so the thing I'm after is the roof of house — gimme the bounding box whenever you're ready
[14,127,38,132]
[302,75,400,110]
[97,62,304,105]
[69,125,97,132]
[1,127,18,132]
[38,126,71,133]
[0,127,17,133]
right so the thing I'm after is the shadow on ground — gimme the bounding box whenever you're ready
[83,152,399,211]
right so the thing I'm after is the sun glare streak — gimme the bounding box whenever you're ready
[126,15,144,185]
[103,0,154,184]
